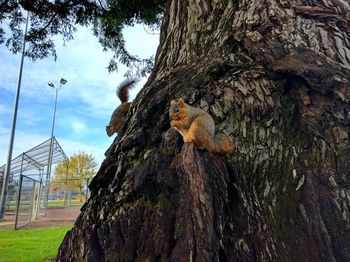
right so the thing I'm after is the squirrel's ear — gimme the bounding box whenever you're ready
[178,98,185,107]
[170,100,176,105]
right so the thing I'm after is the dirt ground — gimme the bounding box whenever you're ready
[0,207,81,230]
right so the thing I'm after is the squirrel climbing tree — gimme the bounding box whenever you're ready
[106,78,139,137]
[57,1,350,261]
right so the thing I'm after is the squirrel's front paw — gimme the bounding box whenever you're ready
[170,121,176,127]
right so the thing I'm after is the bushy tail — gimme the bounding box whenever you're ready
[214,134,234,154]
[116,77,139,103]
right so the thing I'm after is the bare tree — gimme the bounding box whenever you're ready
[57,1,350,261]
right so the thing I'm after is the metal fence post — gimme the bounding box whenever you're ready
[64,161,69,208]
[14,174,24,230]
[28,179,36,224]
[36,168,43,220]
[85,178,89,202]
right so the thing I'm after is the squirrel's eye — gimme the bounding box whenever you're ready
[176,108,180,112]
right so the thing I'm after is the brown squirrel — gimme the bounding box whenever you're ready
[106,78,139,136]
[169,98,234,154]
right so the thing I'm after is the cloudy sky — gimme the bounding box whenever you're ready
[0,23,159,168]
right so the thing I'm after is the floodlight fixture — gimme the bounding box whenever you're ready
[48,81,54,88]
[60,78,67,85]
[45,77,67,214]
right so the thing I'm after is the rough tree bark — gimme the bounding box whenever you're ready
[57,0,350,261]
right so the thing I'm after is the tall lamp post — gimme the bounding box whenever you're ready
[44,78,67,213]
[0,11,30,220]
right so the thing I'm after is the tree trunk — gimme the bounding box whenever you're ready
[57,0,350,261]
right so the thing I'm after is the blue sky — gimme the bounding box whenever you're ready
[0,24,159,166]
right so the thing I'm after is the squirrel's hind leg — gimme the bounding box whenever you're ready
[185,121,215,152]
[183,120,198,143]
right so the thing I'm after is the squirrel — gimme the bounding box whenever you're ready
[106,78,139,136]
[169,98,234,154]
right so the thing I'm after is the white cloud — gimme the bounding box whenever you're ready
[0,23,159,172]
[58,136,110,166]
[0,127,51,166]
[19,108,46,128]
[0,126,110,168]
[1,24,158,121]
[124,24,160,57]
[0,50,22,93]
[69,118,88,135]
[0,104,10,115]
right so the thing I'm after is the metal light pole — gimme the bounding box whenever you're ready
[44,78,67,214]
[0,11,30,219]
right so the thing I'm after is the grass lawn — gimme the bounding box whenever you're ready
[0,226,70,262]
[47,199,85,208]
[5,200,85,211]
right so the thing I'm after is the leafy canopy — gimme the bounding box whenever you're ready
[53,151,97,191]
[0,0,167,74]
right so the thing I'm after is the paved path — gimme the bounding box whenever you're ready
[0,207,81,229]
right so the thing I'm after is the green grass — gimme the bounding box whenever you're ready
[0,226,70,262]
[5,200,85,211]
[4,201,17,211]
[47,199,85,208]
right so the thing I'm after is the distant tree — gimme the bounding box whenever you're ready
[53,151,97,201]
[0,0,167,74]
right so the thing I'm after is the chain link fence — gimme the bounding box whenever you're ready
[1,175,91,229]
[14,175,40,229]
[47,178,90,208]
[0,137,71,229]
[3,180,19,213]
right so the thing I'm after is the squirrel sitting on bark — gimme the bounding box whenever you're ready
[169,98,234,154]
[106,78,139,136]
